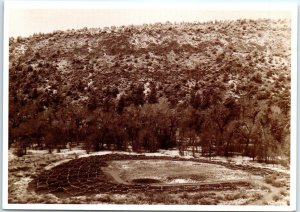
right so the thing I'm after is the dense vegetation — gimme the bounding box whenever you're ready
[9,19,291,163]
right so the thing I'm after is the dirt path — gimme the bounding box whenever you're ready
[102,167,130,185]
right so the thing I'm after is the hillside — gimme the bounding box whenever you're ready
[8,19,291,162]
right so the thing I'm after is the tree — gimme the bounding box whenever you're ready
[147,82,158,104]
[116,94,126,114]
[232,94,260,157]
[131,83,145,107]
[138,128,159,152]
[208,97,240,156]
[199,114,217,159]
[87,95,98,111]
[177,106,202,156]
[190,89,210,110]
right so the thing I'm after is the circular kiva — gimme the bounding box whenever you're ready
[29,154,284,198]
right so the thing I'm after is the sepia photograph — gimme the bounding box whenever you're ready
[2,1,297,211]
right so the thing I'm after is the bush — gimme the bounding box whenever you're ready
[257,91,270,100]
[252,193,263,200]
[252,73,263,84]
[14,148,24,157]
[265,174,276,184]
[272,195,280,202]
[280,190,287,196]
[265,174,285,187]
[272,180,285,188]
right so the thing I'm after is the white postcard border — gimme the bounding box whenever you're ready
[2,1,298,211]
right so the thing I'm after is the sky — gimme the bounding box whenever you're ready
[8,9,291,37]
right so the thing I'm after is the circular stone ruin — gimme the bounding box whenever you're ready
[131,178,162,184]
[29,154,273,198]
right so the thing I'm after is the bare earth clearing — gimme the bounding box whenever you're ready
[8,149,290,205]
[104,160,256,184]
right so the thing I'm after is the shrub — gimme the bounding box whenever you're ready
[252,193,263,200]
[14,147,26,157]
[265,174,285,187]
[265,174,276,184]
[272,180,284,188]
[257,91,270,100]
[261,185,270,191]
[180,192,189,199]
[252,73,263,83]
[272,195,280,202]
[266,70,273,78]
[280,190,287,196]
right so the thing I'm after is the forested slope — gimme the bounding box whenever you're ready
[9,19,291,163]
